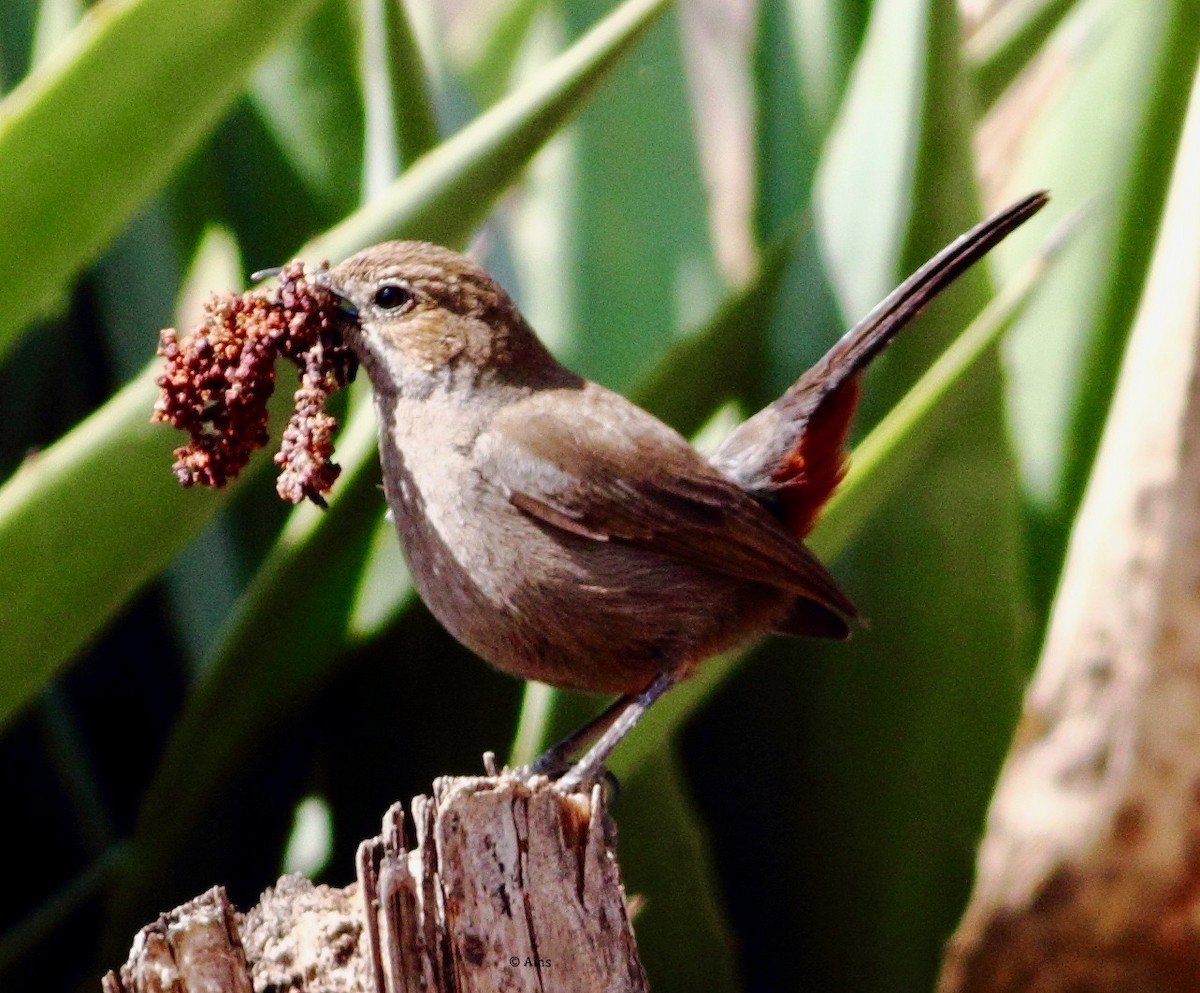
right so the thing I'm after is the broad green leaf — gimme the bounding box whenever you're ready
[754,0,869,243]
[189,1,367,283]
[517,0,723,392]
[359,0,440,186]
[317,0,674,261]
[752,0,867,417]
[101,0,674,940]
[813,0,926,321]
[995,0,1200,608]
[204,101,345,275]
[0,374,203,723]
[346,509,413,639]
[90,202,186,383]
[633,231,798,438]
[617,751,743,993]
[249,0,364,217]
[0,0,325,359]
[750,0,1031,987]
[31,0,83,68]
[456,0,547,107]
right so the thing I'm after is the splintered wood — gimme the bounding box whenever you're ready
[940,69,1200,992]
[103,775,647,993]
[101,887,255,993]
[360,775,647,993]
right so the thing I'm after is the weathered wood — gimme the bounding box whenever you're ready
[101,886,254,993]
[939,73,1200,992]
[360,773,647,993]
[103,772,647,993]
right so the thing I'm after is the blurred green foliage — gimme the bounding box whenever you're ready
[1,0,1196,990]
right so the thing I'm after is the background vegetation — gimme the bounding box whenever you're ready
[0,0,1196,990]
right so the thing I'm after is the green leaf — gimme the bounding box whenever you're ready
[633,231,798,436]
[31,0,84,69]
[965,0,1081,113]
[751,0,866,421]
[617,752,743,993]
[753,0,869,243]
[456,0,547,108]
[551,0,723,390]
[359,0,440,183]
[994,0,1200,609]
[813,0,928,321]
[315,0,675,262]
[0,0,325,358]
[249,0,364,217]
[0,374,207,723]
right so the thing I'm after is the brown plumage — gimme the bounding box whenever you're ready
[323,193,1048,782]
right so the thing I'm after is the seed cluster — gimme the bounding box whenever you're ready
[152,261,358,506]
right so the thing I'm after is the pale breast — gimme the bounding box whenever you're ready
[373,391,786,692]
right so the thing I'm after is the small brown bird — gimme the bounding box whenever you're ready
[321,193,1047,788]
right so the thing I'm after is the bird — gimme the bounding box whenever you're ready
[318,192,1048,790]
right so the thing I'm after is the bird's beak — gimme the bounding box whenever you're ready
[311,268,360,320]
[332,293,360,320]
[250,264,361,320]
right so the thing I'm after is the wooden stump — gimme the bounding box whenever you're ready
[103,772,647,993]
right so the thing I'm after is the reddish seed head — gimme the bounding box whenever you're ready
[152,260,358,506]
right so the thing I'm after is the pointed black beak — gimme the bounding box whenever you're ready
[332,294,360,320]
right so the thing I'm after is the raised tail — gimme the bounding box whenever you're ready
[711,191,1049,537]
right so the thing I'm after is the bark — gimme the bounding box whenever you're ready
[939,67,1200,993]
[103,771,647,993]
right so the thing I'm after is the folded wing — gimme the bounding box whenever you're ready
[477,384,858,623]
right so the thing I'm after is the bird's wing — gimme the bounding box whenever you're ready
[476,384,857,621]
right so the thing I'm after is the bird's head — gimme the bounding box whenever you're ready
[320,240,556,396]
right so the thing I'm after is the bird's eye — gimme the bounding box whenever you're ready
[374,283,413,310]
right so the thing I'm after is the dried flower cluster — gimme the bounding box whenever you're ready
[152,261,358,506]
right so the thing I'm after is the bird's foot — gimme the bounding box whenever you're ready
[494,749,619,797]
[490,671,676,793]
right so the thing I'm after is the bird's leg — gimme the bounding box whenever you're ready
[524,691,639,778]
[552,671,677,793]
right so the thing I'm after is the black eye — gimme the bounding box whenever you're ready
[374,283,413,310]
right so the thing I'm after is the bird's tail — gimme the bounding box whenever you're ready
[710,191,1049,537]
